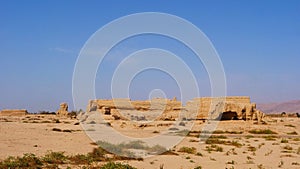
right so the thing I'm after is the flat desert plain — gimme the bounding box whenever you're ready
[0,114,299,169]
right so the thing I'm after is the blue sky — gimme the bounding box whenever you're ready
[0,0,299,112]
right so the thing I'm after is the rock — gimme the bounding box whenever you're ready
[56,102,69,116]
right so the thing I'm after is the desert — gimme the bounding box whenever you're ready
[1,1,299,169]
[1,97,299,169]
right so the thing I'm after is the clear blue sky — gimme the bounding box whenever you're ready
[0,0,299,112]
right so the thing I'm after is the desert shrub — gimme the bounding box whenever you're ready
[210,135,227,139]
[205,137,242,147]
[227,160,236,164]
[294,138,300,141]
[284,124,296,128]
[97,141,125,156]
[257,164,264,169]
[205,144,223,152]
[196,152,203,156]
[265,150,273,156]
[178,147,196,154]
[0,148,142,168]
[0,153,42,168]
[88,120,96,124]
[148,145,167,154]
[212,130,243,134]
[52,128,62,132]
[100,162,137,169]
[169,127,179,131]
[230,140,243,148]
[179,122,185,126]
[283,145,293,150]
[69,154,93,165]
[68,111,78,118]
[249,129,277,134]
[194,166,202,169]
[40,120,52,123]
[245,135,254,139]
[247,146,257,152]
[263,135,278,141]
[42,151,66,164]
[39,111,55,115]
[62,129,72,133]
[55,119,60,123]
[87,147,108,161]
[205,138,225,144]
[123,140,147,149]
[97,140,166,157]
[287,131,298,135]
[226,148,237,155]
[281,139,288,143]
[215,145,223,152]
[211,130,225,134]
[160,150,179,156]
[175,129,190,136]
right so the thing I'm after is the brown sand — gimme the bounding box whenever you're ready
[0,114,299,169]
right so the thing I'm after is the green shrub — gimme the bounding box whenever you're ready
[178,147,197,154]
[245,135,254,139]
[284,124,295,128]
[97,140,166,157]
[69,154,93,165]
[205,144,223,152]
[287,131,298,135]
[249,129,277,134]
[196,152,203,156]
[263,135,278,141]
[247,146,257,152]
[42,151,66,164]
[205,138,225,144]
[212,130,243,134]
[283,145,293,150]
[100,162,137,169]
[87,147,107,161]
[0,153,42,168]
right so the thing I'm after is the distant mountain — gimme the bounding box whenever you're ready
[257,100,300,114]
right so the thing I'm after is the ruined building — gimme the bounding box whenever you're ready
[56,102,69,116]
[86,96,264,121]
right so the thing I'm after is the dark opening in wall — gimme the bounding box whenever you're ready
[220,111,238,120]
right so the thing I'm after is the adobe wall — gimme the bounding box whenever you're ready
[186,96,251,118]
[88,98,182,112]
[87,96,264,121]
[0,109,28,116]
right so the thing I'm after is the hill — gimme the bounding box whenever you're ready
[257,100,300,114]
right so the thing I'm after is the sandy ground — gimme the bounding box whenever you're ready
[0,114,299,169]
[0,115,97,159]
